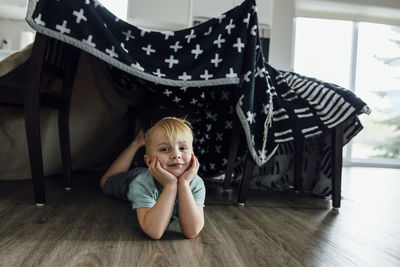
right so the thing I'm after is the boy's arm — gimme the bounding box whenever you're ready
[136,183,177,240]
[137,158,178,239]
[177,181,204,239]
[100,130,145,188]
[177,155,204,238]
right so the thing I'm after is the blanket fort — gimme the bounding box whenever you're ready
[26,0,370,176]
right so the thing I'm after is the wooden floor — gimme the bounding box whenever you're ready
[1,167,400,267]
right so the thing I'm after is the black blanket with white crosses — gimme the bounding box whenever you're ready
[26,0,370,177]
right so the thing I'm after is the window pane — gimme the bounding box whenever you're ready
[294,17,353,88]
[352,22,400,161]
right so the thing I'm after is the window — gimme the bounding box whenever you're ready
[294,17,400,167]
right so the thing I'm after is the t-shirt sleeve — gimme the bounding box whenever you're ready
[191,176,206,207]
[130,180,157,210]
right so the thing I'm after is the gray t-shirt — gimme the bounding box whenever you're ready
[127,169,206,218]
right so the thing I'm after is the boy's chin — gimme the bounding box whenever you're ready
[166,168,187,178]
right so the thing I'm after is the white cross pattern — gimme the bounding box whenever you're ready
[34,14,46,26]
[226,68,237,78]
[217,14,226,24]
[225,19,236,34]
[82,35,96,47]
[140,28,151,37]
[261,103,269,115]
[251,25,258,36]
[225,121,233,129]
[165,55,179,68]
[105,46,119,58]
[180,87,187,92]
[142,44,155,55]
[200,70,213,80]
[153,68,166,78]
[122,30,135,41]
[246,111,256,124]
[170,41,183,52]
[243,13,250,27]
[163,89,172,97]
[211,54,222,67]
[178,72,192,81]
[243,70,252,82]
[173,96,181,103]
[120,43,128,53]
[233,38,245,52]
[204,27,212,36]
[185,29,196,43]
[55,20,71,34]
[93,0,102,8]
[72,9,87,24]
[191,44,203,59]
[215,146,221,154]
[190,98,198,105]
[161,31,174,40]
[255,67,265,78]
[221,91,229,100]
[252,5,258,14]
[216,133,223,141]
[213,34,225,48]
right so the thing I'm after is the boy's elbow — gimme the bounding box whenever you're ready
[143,227,165,240]
[148,233,163,240]
[183,225,203,239]
[184,231,199,239]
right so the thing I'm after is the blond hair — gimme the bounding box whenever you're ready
[145,117,193,155]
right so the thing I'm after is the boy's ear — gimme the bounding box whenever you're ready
[144,154,151,167]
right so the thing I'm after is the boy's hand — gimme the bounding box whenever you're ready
[148,157,177,187]
[178,154,199,184]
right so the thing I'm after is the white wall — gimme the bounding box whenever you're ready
[194,0,273,27]
[0,0,31,51]
[269,0,295,71]
[0,19,33,51]
[127,0,194,31]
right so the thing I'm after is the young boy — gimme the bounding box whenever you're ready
[100,117,205,239]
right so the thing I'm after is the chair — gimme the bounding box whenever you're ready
[232,123,345,208]
[0,33,81,205]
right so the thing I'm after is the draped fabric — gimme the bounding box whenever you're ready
[25,0,370,178]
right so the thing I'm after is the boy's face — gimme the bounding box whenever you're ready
[145,127,193,178]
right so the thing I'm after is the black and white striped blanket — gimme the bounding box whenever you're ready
[25,0,370,177]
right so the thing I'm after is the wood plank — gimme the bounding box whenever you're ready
[1,168,400,266]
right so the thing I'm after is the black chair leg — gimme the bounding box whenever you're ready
[237,154,256,205]
[294,139,304,192]
[25,99,46,205]
[59,109,72,190]
[331,124,344,209]
[223,123,242,190]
